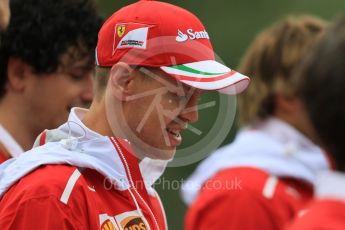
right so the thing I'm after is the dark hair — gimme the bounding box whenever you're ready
[296,14,345,170]
[238,15,326,125]
[0,0,103,97]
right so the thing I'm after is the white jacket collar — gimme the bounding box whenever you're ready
[181,117,332,205]
[316,171,345,201]
[254,117,317,150]
[60,107,103,141]
[0,107,168,197]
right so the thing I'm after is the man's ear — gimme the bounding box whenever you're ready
[6,57,33,93]
[109,62,136,101]
[275,93,304,127]
[275,94,299,114]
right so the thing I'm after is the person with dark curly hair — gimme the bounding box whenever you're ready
[0,0,102,162]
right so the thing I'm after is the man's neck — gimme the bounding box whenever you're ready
[82,99,120,137]
[0,97,36,151]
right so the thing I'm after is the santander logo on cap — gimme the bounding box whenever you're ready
[175,29,210,43]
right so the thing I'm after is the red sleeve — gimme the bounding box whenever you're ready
[285,199,345,230]
[0,195,84,230]
[185,190,278,230]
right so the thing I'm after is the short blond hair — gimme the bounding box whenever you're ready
[93,65,158,100]
[238,15,327,126]
[94,66,111,100]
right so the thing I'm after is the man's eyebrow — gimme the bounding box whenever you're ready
[60,59,94,72]
[139,67,185,95]
[74,61,94,70]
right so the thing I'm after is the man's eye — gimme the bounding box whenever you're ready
[69,74,85,81]
[170,92,187,101]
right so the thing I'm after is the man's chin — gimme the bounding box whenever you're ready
[129,138,177,160]
[154,148,176,160]
[137,146,176,161]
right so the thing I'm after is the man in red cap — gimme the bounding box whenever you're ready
[0,1,249,229]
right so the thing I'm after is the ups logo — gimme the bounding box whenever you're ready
[121,217,148,230]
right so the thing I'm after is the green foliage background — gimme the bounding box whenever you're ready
[97,1,345,229]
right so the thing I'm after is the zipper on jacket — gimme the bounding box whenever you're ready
[154,189,168,230]
[110,137,161,230]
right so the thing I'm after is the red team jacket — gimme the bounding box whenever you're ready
[182,118,332,230]
[185,167,313,230]
[286,171,345,229]
[0,108,167,230]
[287,199,345,229]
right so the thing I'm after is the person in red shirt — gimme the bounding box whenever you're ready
[0,0,102,162]
[286,13,345,230]
[0,1,250,229]
[182,15,333,230]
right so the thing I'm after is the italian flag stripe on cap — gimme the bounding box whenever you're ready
[160,60,250,95]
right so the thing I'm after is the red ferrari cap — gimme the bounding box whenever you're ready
[96,0,250,95]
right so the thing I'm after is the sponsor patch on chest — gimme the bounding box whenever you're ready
[99,214,119,230]
[99,211,151,230]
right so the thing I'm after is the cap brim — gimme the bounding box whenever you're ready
[160,60,250,95]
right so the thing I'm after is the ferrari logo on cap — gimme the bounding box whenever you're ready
[113,23,152,54]
[117,25,126,38]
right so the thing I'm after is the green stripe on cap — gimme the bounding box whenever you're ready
[170,64,228,76]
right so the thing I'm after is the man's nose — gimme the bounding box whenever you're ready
[179,99,199,124]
